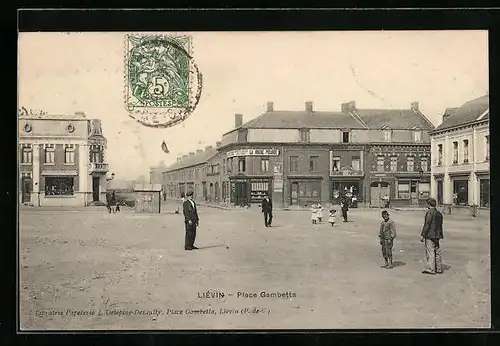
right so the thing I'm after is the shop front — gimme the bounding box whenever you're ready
[288,177,322,207]
[477,172,490,208]
[451,175,469,206]
[330,179,363,206]
[229,176,272,206]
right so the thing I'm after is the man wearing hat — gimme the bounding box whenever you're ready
[183,191,199,250]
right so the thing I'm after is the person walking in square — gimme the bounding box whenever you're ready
[421,198,444,275]
[261,193,273,227]
[183,191,199,250]
[379,210,396,269]
[328,209,336,227]
[341,199,349,222]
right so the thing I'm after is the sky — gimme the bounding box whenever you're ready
[18,31,488,181]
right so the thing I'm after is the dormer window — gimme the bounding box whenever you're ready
[413,128,422,142]
[299,128,310,143]
[382,126,392,142]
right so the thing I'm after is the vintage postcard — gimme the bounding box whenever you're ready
[18,30,490,330]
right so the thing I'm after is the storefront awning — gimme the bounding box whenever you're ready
[41,170,78,176]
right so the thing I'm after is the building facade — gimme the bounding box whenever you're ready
[19,112,110,207]
[163,100,435,208]
[429,95,489,207]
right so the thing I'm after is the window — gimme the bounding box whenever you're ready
[223,159,226,174]
[44,177,74,196]
[342,131,350,143]
[437,144,443,166]
[44,144,55,164]
[260,158,269,172]
[390,156,397,172]
[351,156,360,171]
[332,156,340,172]
[420,157,428,172]
[309,156,318,172]
[419,183,430,199]
[299,129,310,143]
[296,181,322,199]
[463,139,469,163]
[238,157,246,172]
[90,145,103,163]
[485,135,489,161]
[453,141,458,164]
[376,156,385,172]
[237,129,248,143]
[384,130,392,142]
[65,145,75,164]
[407,156,414,172]
[21,145,32,164]
[227,157,233,172]
[413,130,422,142]
[290,156,299,172]
[398,181,410,199]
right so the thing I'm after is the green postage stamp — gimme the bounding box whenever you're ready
[124,34,202,128]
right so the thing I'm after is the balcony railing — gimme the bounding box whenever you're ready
[330,169,364,177]
[89,162,109,173]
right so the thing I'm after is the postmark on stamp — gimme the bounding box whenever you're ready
[124,34,203,128]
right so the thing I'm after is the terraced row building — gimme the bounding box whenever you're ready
[162,100,436,208]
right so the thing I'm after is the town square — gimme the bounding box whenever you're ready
[18,30,490,330]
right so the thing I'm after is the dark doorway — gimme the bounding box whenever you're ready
[21,177,32,203]
[290,182,299,205]
[453,180,468,205]
[92,176,100,202]
[437,180,443,205]
[234,181,249,206]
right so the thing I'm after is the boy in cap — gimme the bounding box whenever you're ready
[378,210,396,268]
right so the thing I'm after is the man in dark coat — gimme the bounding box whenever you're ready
[420,198,444,274]
[341,199,349,222]
[183,191,199,250]
[261,193,273,227]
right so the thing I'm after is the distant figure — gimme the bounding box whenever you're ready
[261,193,273,227]
[328,209,336,227]
[351,195,358,208]
[382,194,390,208]
[310,204,318,224]
[163,192,166,201]
[379,210,396,269]
[183,191,199,251]
[452,193,458,206]
[341,200,349,222]
[316,203,323,223]
[420,198,444,275]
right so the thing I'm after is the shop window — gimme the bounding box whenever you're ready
[44,144,55,164]
[290,156,299,172]
[480,179,490,207]
[407,156,414,172]
[419,182,430,199]
[398,182,410,199]
[485,135,489,161]
[453,180,469,205]
[260,159,270,173]
[45,177,74,196]
[297,181,321,199]
[309,156,318,172]
[376,156,385,172]
[390,156,397,172]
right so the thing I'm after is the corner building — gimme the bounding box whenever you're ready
[19,112,110,207]
[164,100,435,208]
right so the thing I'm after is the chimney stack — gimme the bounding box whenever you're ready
[189,152,195,156]
[411,102,419,112]
[305,101,313,113]
[205,145,213,151]
[235,113,243,128]
[347,101,356,112]
[196,149,203,154]
[341,103,348,113]
[176,157,181,162]
[267,101,274,112]
[216,141,222,147]
[182,155,188,159]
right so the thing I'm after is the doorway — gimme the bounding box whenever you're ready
[290,182,299,205]
[370,181,390,207]
[21,177,32,203]
[92,176,100,202]
[437,180,443,205]
[234,181,248,206]
[410,180,419,206]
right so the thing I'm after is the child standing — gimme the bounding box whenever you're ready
[378,210,396,269]
[316,203,323,223]
[328,209,336,227]
[310,204,318,224]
